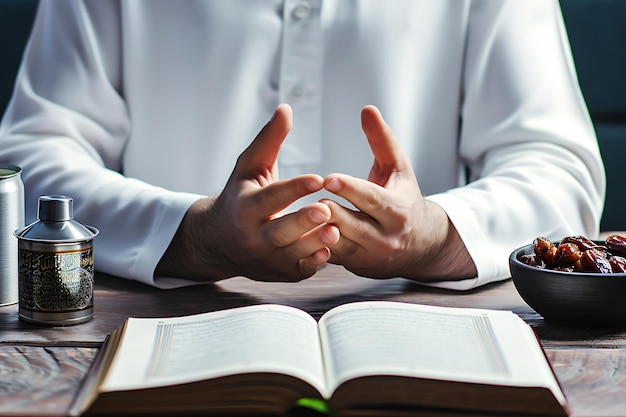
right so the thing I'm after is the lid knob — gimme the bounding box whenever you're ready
[38,195,73,222]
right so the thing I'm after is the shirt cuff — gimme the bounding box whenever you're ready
[423,193,506,290]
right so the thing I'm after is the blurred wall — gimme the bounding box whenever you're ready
[560,0,626,231]
[0,0,38,117]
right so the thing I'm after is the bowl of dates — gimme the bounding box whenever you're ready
[509,234,626,327]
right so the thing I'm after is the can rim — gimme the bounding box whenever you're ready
[14,225,99,243]
[0,164,22,178]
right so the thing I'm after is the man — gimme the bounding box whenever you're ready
[0,0,605,290]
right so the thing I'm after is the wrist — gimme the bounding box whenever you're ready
[408,201,477,282]
[156,196,235,281]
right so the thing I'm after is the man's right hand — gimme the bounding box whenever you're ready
[156,104,340,282]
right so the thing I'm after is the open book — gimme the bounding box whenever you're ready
[73,301,569,416]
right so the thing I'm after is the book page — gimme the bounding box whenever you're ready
[318,301,565,404]
[101,304,327,395]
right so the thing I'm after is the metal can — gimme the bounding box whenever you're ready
[0,165,24,306]
[14,195,98,325]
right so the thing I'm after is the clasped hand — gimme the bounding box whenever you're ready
[157,104,475,283]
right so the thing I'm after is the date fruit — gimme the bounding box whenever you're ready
[605,234,626,257]
[524,234,626,274]
[580,248,612,273]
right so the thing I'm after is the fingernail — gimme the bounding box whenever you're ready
[320,225,340,245]
[325,178,341,192]
[310,209,328,223]
[305,179,320,192]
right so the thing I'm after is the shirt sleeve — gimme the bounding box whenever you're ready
[426,0,605,290]
[0,0,202,288]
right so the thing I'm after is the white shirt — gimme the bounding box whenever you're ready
[0,0,605,289]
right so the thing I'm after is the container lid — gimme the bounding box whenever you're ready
[14,195,98,242]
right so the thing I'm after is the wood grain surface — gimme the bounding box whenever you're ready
[0,346,97,416]
[1,265,626,416]
[547,348,626,417]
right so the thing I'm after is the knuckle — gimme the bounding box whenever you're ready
[349,218,370,241]
[264,224,286,246]
[360,188,379,212]
[250,191,270,213]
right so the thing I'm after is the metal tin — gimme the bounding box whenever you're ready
[0,165,24,306]
[14,195,98,326]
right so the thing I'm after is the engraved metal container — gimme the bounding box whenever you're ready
[0,165,24,306]
[14,195,98,325]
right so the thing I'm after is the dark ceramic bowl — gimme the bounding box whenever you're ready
[509,242,626,327]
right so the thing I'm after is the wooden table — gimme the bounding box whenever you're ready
[1,264,626,417]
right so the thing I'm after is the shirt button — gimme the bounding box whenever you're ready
[290,84,306,100]
[291,1,311,20]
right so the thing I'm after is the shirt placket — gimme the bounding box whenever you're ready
[279,0,323,168]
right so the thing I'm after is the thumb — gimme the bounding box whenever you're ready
[361,105,409,169]
[237,103,292,176]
